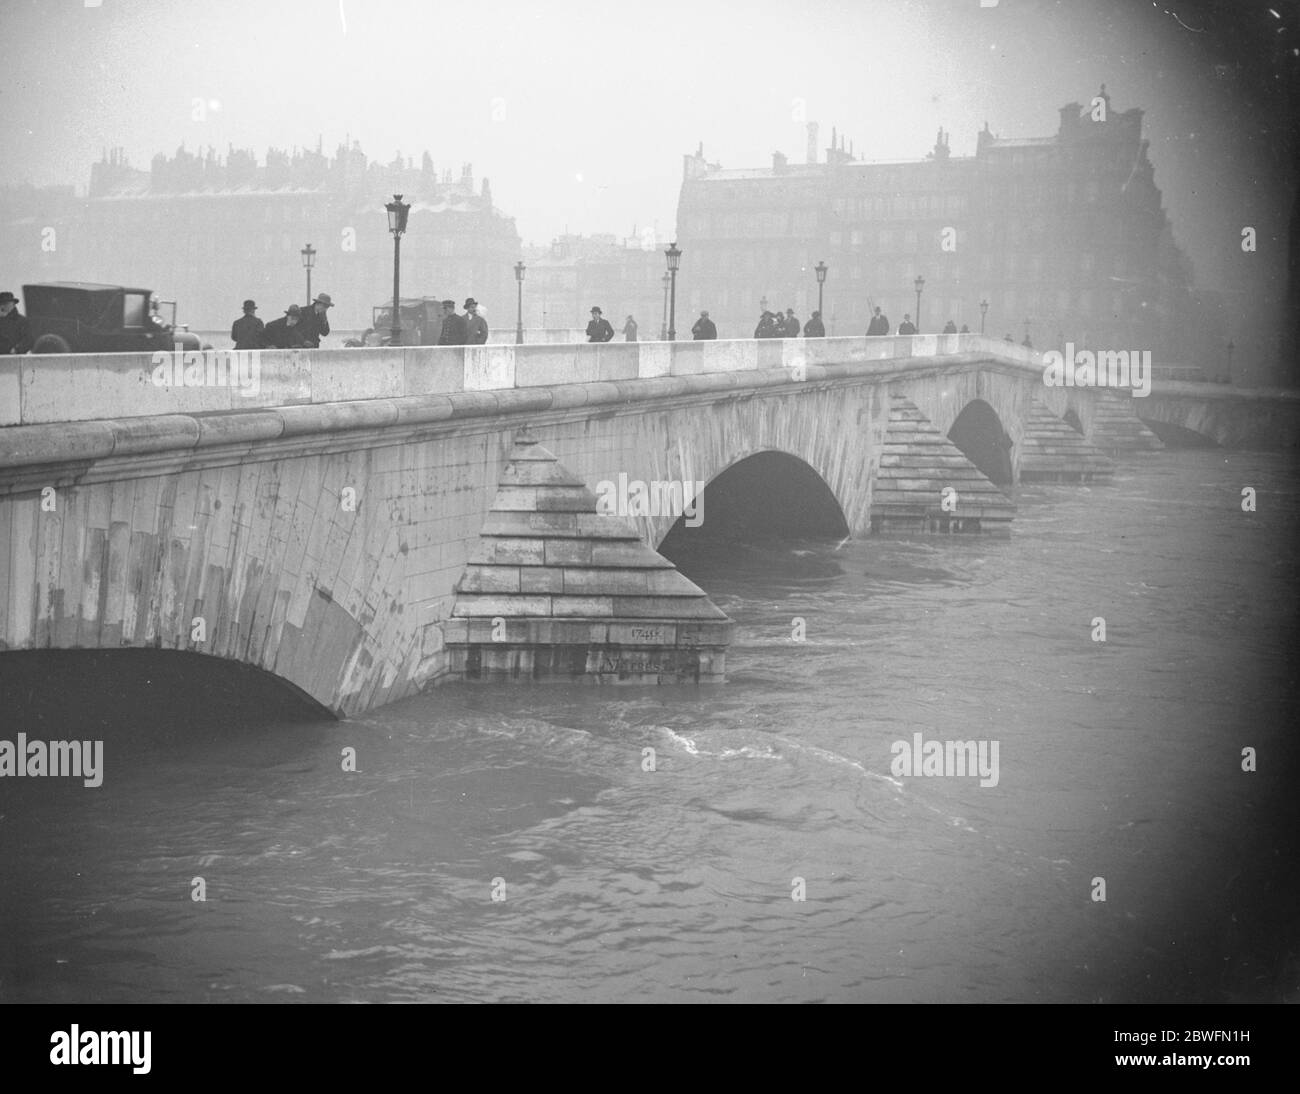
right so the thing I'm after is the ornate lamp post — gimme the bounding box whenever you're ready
[979,298,989,335]
[384,195,411,346]
[815,260,827,317]
[913,275,926,332]
[665,242,681,341]
[660,272,670,341]
[301,243,316,305]
[514,261,526,344]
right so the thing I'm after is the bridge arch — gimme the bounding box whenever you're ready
[947,399,1014,485]
[658,449,848,554]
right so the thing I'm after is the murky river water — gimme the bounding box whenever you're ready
[2,449,1297,1003]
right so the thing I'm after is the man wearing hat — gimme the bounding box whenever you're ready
[463,298,488,345]
[437,300,467,346]
[231,299,265,350]
[263,304,308,349]
[585,306,614,343]
[0,291,33,355]
[299,292,333,348]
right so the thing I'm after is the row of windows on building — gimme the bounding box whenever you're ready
[684,247,1141,282]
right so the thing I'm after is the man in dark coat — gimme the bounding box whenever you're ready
[0,291,34,354]
[691,311,717,340]
[754,311,778,338]
[586,306,614,342]
[437,300,468,345]
[298,293,332,347]
[231,299,264,350]
[897,314,917,335]
[464,298,489,345]
[782,308,801,337]
[623,315,638,341]
[803,310,826,337]
[867,307,890,336]
[263,305,309,349]
[942,319,958,334]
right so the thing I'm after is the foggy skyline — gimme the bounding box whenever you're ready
[0,0,1295,300]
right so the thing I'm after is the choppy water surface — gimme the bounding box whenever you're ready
[2,449,1297,1003]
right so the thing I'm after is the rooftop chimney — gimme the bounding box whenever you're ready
[772,150,788,173]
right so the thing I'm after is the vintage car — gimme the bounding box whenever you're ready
[345,297,444,347]
[22,282,209,354]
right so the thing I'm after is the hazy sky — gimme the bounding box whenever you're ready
[0,0,1295,292]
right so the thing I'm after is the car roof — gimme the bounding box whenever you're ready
[23,282,151,293]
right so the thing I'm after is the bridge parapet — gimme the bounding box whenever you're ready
[0,334,1042,429]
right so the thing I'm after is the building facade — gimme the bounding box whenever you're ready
[1,143,521,333]
[675,90,1206,368]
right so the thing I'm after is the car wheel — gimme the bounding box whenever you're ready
[32,334,71,354]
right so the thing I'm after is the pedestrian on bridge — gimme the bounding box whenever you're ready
[942,319,957,334]
[623,315,638,341]
[0,291,34,355]
[867,306,890,336]
[586,307,614,342]
[264,304,308,349]
[754,310,779,338]
[897,314,917,335]
[231,299,265,350]
[782,308,801,337]
[464,299,489,345]
[438,300,468,345]
[803,310,825,337]
[299,293,333,348]
[959,324,970,333]
[692,311,717,340]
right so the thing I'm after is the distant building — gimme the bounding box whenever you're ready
[675,90,1205,368]
[521,232,669,335]
[0,142,521,332]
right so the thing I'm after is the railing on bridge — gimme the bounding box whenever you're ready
[0,334,1043,429]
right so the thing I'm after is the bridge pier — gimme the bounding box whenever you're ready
[442,433,731,683]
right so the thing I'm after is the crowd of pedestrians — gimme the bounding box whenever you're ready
[230,293,333,349]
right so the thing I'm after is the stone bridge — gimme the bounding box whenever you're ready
[0,334,1283,716]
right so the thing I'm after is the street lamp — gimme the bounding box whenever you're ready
[385,194,411,346]
[660,273,670,341]
[814,260,827,318]
[665,242,681,341]
[913,275,926,332]
[301,243,316,305]
[979,298,989,335]
[514,261,526,345]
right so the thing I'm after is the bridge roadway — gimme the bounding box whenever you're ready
[0,335,1294,715]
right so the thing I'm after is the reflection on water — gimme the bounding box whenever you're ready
[1,450,1297,1002]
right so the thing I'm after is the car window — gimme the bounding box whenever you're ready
[123,293,148,329]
